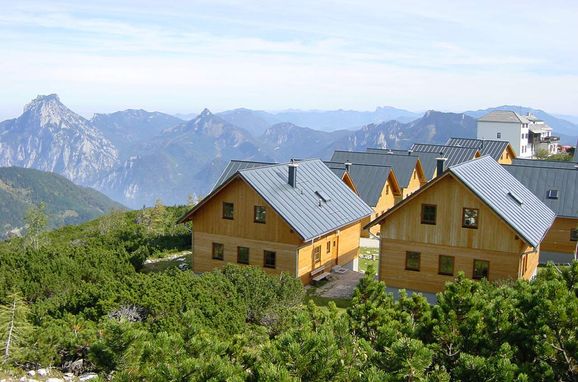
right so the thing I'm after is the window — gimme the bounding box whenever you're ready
[212,242,224,260]
[222,202,234,220]
[547,189,559,199]
[254,205,266,224]
[386,184,390,195]
[237,246,249,264]
[313,246,321,263]
[462,208,479,229]
[264,250,276,268]
[326,242,331,253]
[473,259,489,279]
[497,132,501,139]
[571,229,578,242]
[421,204,437,225]
[438,255,454,276]
[405,251,420,271]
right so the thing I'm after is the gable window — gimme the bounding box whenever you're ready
[497,132,501,139]
[473,259,490,279]
[313,246,321,264]
[571,229,578,242]
[222,202,234,220]
[264,250,276,268]
[438,255,454,276]
[421,204,437,225]
[237,246,249,264]
[212,242,224,261]
[547,190,559,199]
[462,208,479,229]
[326,242,331,253]
[386,184,390,195]
[254,205,266,224]
[405,251,421,271]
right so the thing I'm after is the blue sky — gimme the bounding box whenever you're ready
[1,0,577,119]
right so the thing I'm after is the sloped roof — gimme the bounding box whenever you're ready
[574,143,578,162]
[446,137,512,161]
[450,157,556,247]
[367,148,439,180]
[330,150,419,188]
[511,158,577,169]
[324,161,400,207]
[478,110,530,124]
[213,160,274,190]
[410,143,479,167]
[504,164,578,218]
[181,159,373,241]
[368,156,556,248]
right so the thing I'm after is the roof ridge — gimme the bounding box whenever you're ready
[324,160,394,169]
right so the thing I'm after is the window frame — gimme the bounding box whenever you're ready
[254,205,266,224]
[237,246,249,265]
[212,242,224,261]
[264,250,276,269]
[438,255,455,276]
[421,204,437,225]
[326,242,331,254]
[313,245,321,264]
[405,251,421,271]
[462,207,479,229]
[472,259,490,280]
[222,202,234,220]
[571,228,578,242]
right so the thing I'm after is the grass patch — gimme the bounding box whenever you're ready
[359,246,379,273]
[305,292,351,311]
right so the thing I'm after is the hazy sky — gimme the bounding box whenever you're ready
[1,0,577,120]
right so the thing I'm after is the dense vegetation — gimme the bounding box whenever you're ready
[0,167,125,236]
[0,206,577,381]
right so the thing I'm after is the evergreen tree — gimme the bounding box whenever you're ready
[24,202,48,250]
[0,292,32,365]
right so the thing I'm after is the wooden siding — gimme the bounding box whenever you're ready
[192,232,297,276]
[365,178,398,237]
[379,239,522,293]
[498,147,514,164]
[381,175,523,253]
[519,245,539,280]
[402,168,424,199]
[541,217,578,254]
[192,177,302,245]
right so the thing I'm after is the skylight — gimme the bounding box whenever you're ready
[315,190,331,202]
[507,191,524,206]
[547,189,559,199]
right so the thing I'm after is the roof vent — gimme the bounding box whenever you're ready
[547,189,559,199]
[344,162,352,173]
[408,149,413,156]
[315,190,331,202]
[507,191,524,206]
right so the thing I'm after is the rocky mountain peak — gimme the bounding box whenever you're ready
[199,108,213,118]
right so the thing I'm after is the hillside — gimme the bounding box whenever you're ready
[0,166,125,237]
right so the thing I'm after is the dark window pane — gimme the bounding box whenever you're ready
[473,259,489,279]
[212,242,224,260]
[326,242,331,253]
[237,246,249,264]
[254,206,266,223]
[421,204,437,225]
[439,255,454,276]
[571,229,578,242]
[223,202,234,220]
[264,250,276,268]
[405,251,420,271]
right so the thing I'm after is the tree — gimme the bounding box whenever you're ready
[535,148,550,159]
[0,292,32,365]
[24,202,48,250]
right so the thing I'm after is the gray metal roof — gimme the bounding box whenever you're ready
[330,150,419,188]
[367,148,439,180]
[410,143,479,168]
[478,110,530,124]
[324,161,394,207]
[446,137,511,160]
[504,164,578,218]
[573,144,578,162]
[511,158,578,169]
[237,159,373,241]
[450,156,556,247]
[213,160,275,190]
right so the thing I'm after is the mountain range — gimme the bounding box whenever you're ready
[0,94,576,209]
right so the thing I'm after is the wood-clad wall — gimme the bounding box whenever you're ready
[541,217,578,255]
[402,168,424,199]
[363,178,398,237]
[192,177,302,245]
[498,148,514,164]
[379,239,522,293]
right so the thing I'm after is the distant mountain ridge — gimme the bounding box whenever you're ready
[0,166,124,238]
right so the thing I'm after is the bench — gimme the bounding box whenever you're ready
[311,266,331,283]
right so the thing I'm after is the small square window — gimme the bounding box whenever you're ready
[421,204,437,225]
[439,255,454,276]
[547,190,559,199]
[222,202,234,220]
[254,205,266,224]
[264,250,276,268]
[473,259,489,279]
[571,229,578,242]
[462,208,479,229]
[405,251,420,271]
[237,246,249,264]
[313,246,321,263]
[326,242,331,253]
[497,132,501,139]
[212,242,224,260]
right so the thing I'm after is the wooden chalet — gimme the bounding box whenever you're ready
[505,159,578,263]
[366,156,556,293]
[330,150,427,199]
[178,159,373,284]
[324,161,403,237]
[446,138,516,164]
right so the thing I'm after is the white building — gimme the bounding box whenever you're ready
[477,111,559,158]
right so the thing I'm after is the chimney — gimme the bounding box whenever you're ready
[288,160,298,187]
[344,162,352,173]
[408,149,413,156]
[436,157,447,177]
